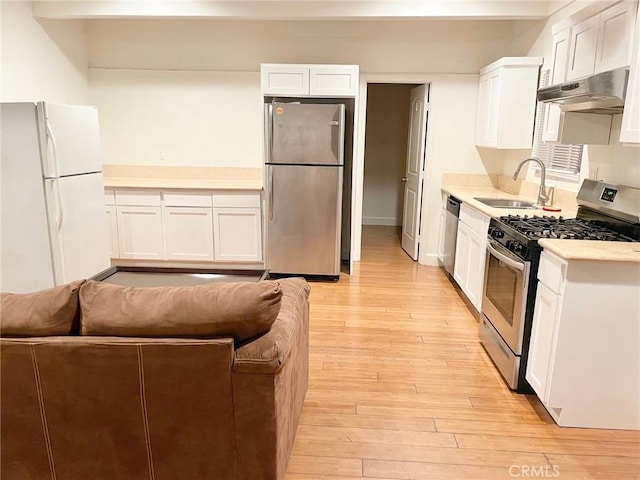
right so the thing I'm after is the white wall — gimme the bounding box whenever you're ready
[84,17,519,264]
[87,19,517,73]
[507,3,640,189]
[89,69,263,167]
[362,84,413,226]
[0,2,89,103]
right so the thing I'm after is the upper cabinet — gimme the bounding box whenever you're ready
[566,1,637,80]
[261,64,359,97]
[475,57,543,149]
[621,1,640,143]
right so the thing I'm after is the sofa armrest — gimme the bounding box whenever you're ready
[233,278,310,374]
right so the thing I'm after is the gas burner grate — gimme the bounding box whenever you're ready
[498,215,636,241]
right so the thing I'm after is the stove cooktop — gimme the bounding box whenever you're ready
[496,215,637,242]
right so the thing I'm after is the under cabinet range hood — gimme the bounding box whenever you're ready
[537,68,629,114]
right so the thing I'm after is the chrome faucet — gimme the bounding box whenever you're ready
[512,157,550,207]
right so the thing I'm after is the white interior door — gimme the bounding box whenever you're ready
[401,85,429,260]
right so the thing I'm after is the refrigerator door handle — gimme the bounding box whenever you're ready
[268,166,274,221]
[264,103,273,165]
[45,122,60,178]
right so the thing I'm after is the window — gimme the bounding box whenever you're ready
[531,70,584,180]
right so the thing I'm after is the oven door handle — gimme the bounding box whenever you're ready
[487,241,525,271]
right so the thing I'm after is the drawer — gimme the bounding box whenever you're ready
[459,203,490,237]
[104,189,115,206]
[537,250,567,294]
[163,191,213,207]
[212,192,261,208]
[114,190,162,207]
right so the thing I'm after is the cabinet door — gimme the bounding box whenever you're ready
[309,66,359,96]
[453,222,470,289]
[526,282,561,403]
[213,208,262,262]
[106,205,119,258]
[620,3,640,143]
[567,15,600,80]
[163,207,214,261]
[485,70,503,146]
[543,30,571,143]
[261,65,309,96]
[466,230,486,312]
[116,206,164,259]
[595,1,636,73]
[475,74,492,145]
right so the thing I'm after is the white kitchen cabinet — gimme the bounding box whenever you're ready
[261,63,359,97]
[163,207,214,261]
[453,203,490,312]
[543,29,571,143]
[526,281,561,402]
[213,208,262,262]
[105,205,119,258]
[107,188,263,265]
[212,191,262,263]
[566,1,636,80]
[526,250,640,430]
[620,2,640,143]
[116,206,164,260]
[475,57,543,149]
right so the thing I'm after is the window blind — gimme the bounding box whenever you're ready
[531,70,583,176]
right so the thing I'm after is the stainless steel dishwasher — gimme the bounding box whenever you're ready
[443,195,461,276]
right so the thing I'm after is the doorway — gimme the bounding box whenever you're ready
[362,83,429,260]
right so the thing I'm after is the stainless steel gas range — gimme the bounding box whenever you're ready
[479,180,640,392]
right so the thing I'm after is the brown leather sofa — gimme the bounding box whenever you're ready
[0,277,310,480]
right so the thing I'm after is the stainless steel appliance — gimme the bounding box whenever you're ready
[443,195,461,276]
[480,179,640,392]
[537,67,629,114]
[264,102,346,279]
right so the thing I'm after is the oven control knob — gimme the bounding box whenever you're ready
[489,228,504,239]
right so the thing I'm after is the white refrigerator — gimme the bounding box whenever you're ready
[1,102,111,293]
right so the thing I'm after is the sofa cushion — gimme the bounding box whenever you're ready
[79,280,283,342]
[0,280,85,336]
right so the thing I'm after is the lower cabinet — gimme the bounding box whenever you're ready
[526,281,560,402]
[163,207,214,261]
[526,250,640,430]
[105,205,119,258]
[106,189,263,264]
[116,206,164,259]
[453,203,489,312]
[213,208,262,262]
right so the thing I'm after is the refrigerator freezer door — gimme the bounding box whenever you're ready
[270,103,345,165]
[45,173,111,284]
[266,165,342,276]
[1,103,56,293]
[41,103,103,178]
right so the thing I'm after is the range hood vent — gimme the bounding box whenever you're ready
[537,68,629,114]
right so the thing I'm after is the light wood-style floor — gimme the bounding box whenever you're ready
[285,225,640,480]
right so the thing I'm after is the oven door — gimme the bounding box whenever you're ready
[482,239,530,355]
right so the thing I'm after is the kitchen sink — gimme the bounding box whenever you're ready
[474,197,538,209]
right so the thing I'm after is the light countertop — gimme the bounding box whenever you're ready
[441,186,576,218]
[103,165,263,190]
[442,185,639,263]
[538,239,640,263]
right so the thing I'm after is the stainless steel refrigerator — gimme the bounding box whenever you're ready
[264,102,345,278]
